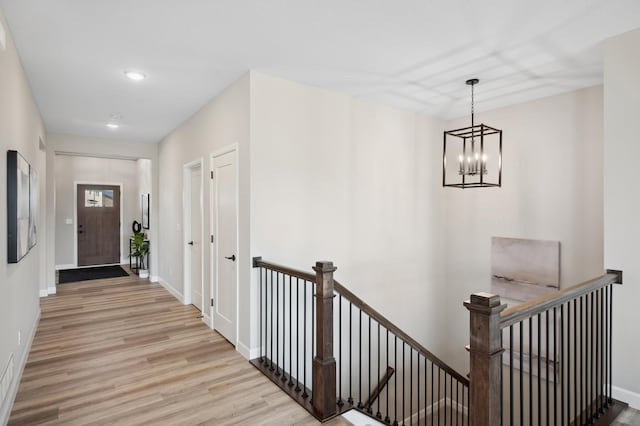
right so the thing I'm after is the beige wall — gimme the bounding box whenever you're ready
[249,72,449,357]
[0,9,46,424]
[441,86,604,373]
[157,73,251,352]
[604,28,640,407]
[54,155,140,267]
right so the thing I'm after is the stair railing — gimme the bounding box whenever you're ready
[334,279,470,425]
[465,270,625,426]
[252,257,470,424]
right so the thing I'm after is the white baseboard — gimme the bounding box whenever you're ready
[236,341,261,360]
[48,286,56,295]
[613,385,640,409]
[55,264,75,270]
[39,289,48,298]
[0,308,40,426]
[157,277,184,304]
[150,275,159,283]
[201,314,211,328]
[236,341,251,360]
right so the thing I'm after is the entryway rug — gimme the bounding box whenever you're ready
[58,265,130,284]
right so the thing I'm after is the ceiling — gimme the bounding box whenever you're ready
[1,0,639,143]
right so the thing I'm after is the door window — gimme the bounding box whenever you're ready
[84,189,114,208]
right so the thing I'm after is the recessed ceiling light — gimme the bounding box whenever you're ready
[106,123,120,129]
[124,70,146,81]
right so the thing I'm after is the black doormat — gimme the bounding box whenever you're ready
[58,265,129,284]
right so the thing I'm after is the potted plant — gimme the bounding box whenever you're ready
[131,231,150,278]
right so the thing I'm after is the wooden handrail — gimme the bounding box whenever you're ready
[500,271,622,329]
[334,280,469,386]
[253,257,316,282]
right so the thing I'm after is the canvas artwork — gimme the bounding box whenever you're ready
[28,166,38,249]
[7,150,31,263]
[491,237,560,302]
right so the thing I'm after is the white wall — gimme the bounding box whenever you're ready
[0,8,46,424]
[441,86,604,373]
[53,155,140,267]
[157,73,251,349]
[604,28,640,407]
[249,72,449,357]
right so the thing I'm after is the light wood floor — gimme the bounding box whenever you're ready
[9,272,353,425]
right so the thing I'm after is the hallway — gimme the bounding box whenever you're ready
[8,273,351,425]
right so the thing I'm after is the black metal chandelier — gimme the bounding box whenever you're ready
[443,79,502,188]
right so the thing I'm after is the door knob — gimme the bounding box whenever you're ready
[225,254,236,262]
[188,241,194,246]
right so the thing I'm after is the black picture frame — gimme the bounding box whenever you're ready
[142,193,150,229]
[7,150,31,263]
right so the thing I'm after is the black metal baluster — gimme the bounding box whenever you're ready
[338,294,343,405]
[368,316,372,414]
[386,328,391,424]
[312,284,315,393]
[424,357,428,426]
[538,313,541,426]
[596,289,600,416]
[598,288,604,415]
[402,343,405,425]
[608,284,613,406]
[573,299,580,421]
[288,276,292,385]
[456,379,459,426]
[431,361,434,426]
[448,375,452,426]
[349,302,353,404]
[270,270,274,371]
[520,320,524,426]
[417,352,420,426]
[395,336,398,426]
[587,292,594,419]
[529,316,533,426]
[580,296,583,425]
[437,367,441,426]
[259,267,263,363]
[302,279,308,398]
[281,274,286,382]
[275,272,280,376]
[377,321,381,418]
[510,325,514,425]
[358,309,363,409]
[500,331,503,426]
[553,307,558,426]
[547,309,551,426]
[409,348,413,425]
[444,370,447,426]
[561,304,565,426]
[296,278,301,392]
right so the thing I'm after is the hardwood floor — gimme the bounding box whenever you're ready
[9,272,352,425]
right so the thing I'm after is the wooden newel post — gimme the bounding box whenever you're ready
[312,261,337,420]
[464,292,506,426]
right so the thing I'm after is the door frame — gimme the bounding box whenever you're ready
[183,158,205,314]
[210,144,239,341]
[73,181,123,268]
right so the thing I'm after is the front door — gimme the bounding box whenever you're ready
[211,149,237,344]
[77,184,120,266]
[189,166,203,311]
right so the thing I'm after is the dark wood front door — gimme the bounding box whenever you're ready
[77,184,120,266]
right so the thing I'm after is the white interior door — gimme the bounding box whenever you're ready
[189,166,203,311]
[211,149,237,344]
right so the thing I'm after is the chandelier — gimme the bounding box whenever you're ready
[443,79,502,188]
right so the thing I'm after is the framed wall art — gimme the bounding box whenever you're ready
[7,150,31,263]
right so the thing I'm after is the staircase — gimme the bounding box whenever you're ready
[251,257,626,425]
